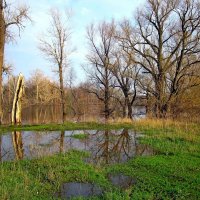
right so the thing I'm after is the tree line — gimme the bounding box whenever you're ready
[1,0,200,124]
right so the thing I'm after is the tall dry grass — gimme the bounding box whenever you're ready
[109,117,200,142]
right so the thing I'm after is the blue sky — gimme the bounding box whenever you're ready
[5,0,145,84]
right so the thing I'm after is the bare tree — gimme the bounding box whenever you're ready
[24,70,61,123]
[25,70,60,107]
[0,0,30,124]
[119,0,200,118]
[38,8,73,123]
[110,41,141,119]
[84,21,116,121]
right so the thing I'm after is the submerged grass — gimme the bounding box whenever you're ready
[0,119,200,199]
[71,133,89,139]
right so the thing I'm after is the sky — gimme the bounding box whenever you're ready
[5,0,145,84]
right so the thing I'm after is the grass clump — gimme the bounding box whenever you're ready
[72,133,89,140]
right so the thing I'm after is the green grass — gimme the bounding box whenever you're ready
[0,121,200,199]
[0,121,134,134]
[72,133,89,139]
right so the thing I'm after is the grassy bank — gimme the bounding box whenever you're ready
[0,120,200,199]
[1,118,198,133]
[0,121,134,134]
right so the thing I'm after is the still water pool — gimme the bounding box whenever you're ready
[0,129,155,164]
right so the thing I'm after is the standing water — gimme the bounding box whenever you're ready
[0,129,155,164]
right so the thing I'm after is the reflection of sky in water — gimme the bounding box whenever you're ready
[56,182,103,199]
[0,129,155,164]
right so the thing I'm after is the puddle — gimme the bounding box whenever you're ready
[0,129,156,164]
[108,174,136,189]
[54,174,136,199]
[55,182,103,199]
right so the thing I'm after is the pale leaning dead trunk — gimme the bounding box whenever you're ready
[11,73,24,125]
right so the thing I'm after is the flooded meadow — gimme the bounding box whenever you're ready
[0,129,155,164]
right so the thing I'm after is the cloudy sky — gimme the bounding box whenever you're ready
[5,0,145,84]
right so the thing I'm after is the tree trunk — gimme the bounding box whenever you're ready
[104,67,110,122]
[154,74,168,118]
[104,61,112,122]
[124,95,133,120]
[0,1,5,124]
[127,102,133,119]
[36,105,39,124]
[59,65,65,123]
[155,99,168,118]
[122,102,127,118]
[11,73,24,125]
[104,96,109,121]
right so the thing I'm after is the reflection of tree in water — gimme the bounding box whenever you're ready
[135,144,155,156]
[2,129,154,163]
[60,130,65,153]
[96,130,110,164]
[90,129,155,165]
[12,131,24,160]
[111,129,134,162]
[91,129,135,165]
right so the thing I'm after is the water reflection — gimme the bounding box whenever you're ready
[0,129,155,164]
[108,174,136,189]
[55,182,103,199]
[87,129,136,165]
[3,105,63,125]
[59,131,65,153]
[12,131,24,160]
